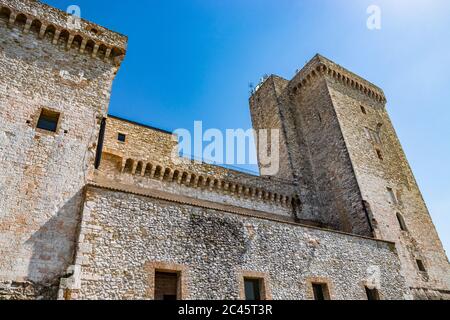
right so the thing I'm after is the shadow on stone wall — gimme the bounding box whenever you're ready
[21,190,84,300]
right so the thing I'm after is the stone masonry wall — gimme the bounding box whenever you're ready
[69,186,409,300]
[250,76,321,221]
[0,0,125,299]
[1,1,447,301]
[326,73,450,296]
[248,76,293,182]
[288,76,372,236]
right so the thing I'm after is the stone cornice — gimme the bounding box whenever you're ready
[0,0,127,66]
[250,55,387,104]
[102,151,300,210]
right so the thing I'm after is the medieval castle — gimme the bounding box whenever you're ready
[0,0,449,300]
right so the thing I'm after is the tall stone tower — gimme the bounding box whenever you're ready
[0,0,126,298]
[250,54,450,299]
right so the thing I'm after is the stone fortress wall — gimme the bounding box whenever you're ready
[0,0,448,300]
[0,0,126,298]
[68,186,408,300]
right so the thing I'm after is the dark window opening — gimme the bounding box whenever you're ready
[416,260,426,272]
[36,109,60,132]
[365,287,380,300]
[155,271,180,301]
[94,118,106,169]
[118,133,126,142]
[396,212,408,231]
[376,148,384,161]
[312,283,330,301]
[361,106,367,114]
[244,278,262,301]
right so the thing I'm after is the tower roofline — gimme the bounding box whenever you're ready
[292,54,386,103]
[0,0,127,66]
[251,54,387,104]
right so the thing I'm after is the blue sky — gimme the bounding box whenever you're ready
[43,0,449,255]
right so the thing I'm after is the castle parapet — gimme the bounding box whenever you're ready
[0,0,127,66]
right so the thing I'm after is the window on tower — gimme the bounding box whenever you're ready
[396,212,408,231]
[361,105,367,114]
[36,109,60,132]
[118,133,126,142]
[375,148,384,161]
[416,260,426,273]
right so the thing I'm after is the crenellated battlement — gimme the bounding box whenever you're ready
[252,54,386,104]
[0,0,127,66]
[104,153,299,209]
[289,54,386,103]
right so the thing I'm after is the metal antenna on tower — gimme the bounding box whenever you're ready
[248,82,255,96]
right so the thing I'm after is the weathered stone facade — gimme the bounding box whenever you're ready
[0,0,126,299]
[68,187,408,300]
[0,0,448,300]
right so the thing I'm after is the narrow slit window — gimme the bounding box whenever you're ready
[396,212,408,231]
[312,283,330,301]
[376,148,384,161]
[361,105,367,114]
[365,286,380,300]
[36,109,60,132]
[244,278,262,301]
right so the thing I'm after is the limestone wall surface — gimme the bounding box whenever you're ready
[326,73,450,295]
[1,0,448,301]
[69,186,409,300]
[0,0,125,299]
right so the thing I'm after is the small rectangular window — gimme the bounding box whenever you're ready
[244,278,262,301]
[37,109,60,132]
[312,283,330,300]
[416,260,426,272]
[118,133,126,142]
[154,271,180,301]
[365,287,380,300]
